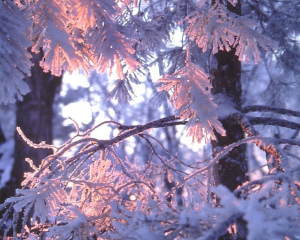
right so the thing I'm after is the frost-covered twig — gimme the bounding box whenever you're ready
[139,134,187,176]
[177,136,267,188]
[16,127,58,152]
[2,113,300,239]
[233,113,283,170]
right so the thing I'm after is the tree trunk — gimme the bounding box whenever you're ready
[0,49,62,203]
[210,1,248,239]
[211,47,248,192]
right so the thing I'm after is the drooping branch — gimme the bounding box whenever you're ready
[10,116,187,189]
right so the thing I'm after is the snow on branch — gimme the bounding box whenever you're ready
[183,3,237,54]
[29,0,90,76]
[26,0,140,78]
[159,62,225,142]
[1,118,300,239]
[233,16,277,64]
[0,117,191,238]
[0,0,143,103]
[183,2,277,64]
[0,1,32,103]
[16,127,58,152]
[83,1,140,79]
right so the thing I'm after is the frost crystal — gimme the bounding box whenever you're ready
[184,2,277,64]
[159,62,225,142]
[233,16,278,64]
[184,3,237,54]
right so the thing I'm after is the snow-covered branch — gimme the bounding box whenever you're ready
[1,115,300,239]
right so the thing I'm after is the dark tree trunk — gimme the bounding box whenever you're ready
[210,1,248,239]
[0,50,62,204]
[211,0,247,192]
[211,47,248,192]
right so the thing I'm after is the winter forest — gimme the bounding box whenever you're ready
[0,0,300,239]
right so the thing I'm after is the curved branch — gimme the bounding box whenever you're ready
[242,105,300,118]
[108,116,183,145]
[247,116,300,130]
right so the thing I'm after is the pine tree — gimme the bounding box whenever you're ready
[0,0,300,239]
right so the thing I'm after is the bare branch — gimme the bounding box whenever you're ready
[247,116,300,130]
[242,105,300,117]
[117,115,183,131]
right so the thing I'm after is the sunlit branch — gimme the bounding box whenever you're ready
[66,179,115,191]
[16,127,58,152]
[68,152,96,178]
[10,116,187,193]
[46,144,101,180]
[233,113,282,169]
[108,147,134,179]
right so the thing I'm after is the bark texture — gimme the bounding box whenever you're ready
[211,48,248,192]
[211,0,247,194]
